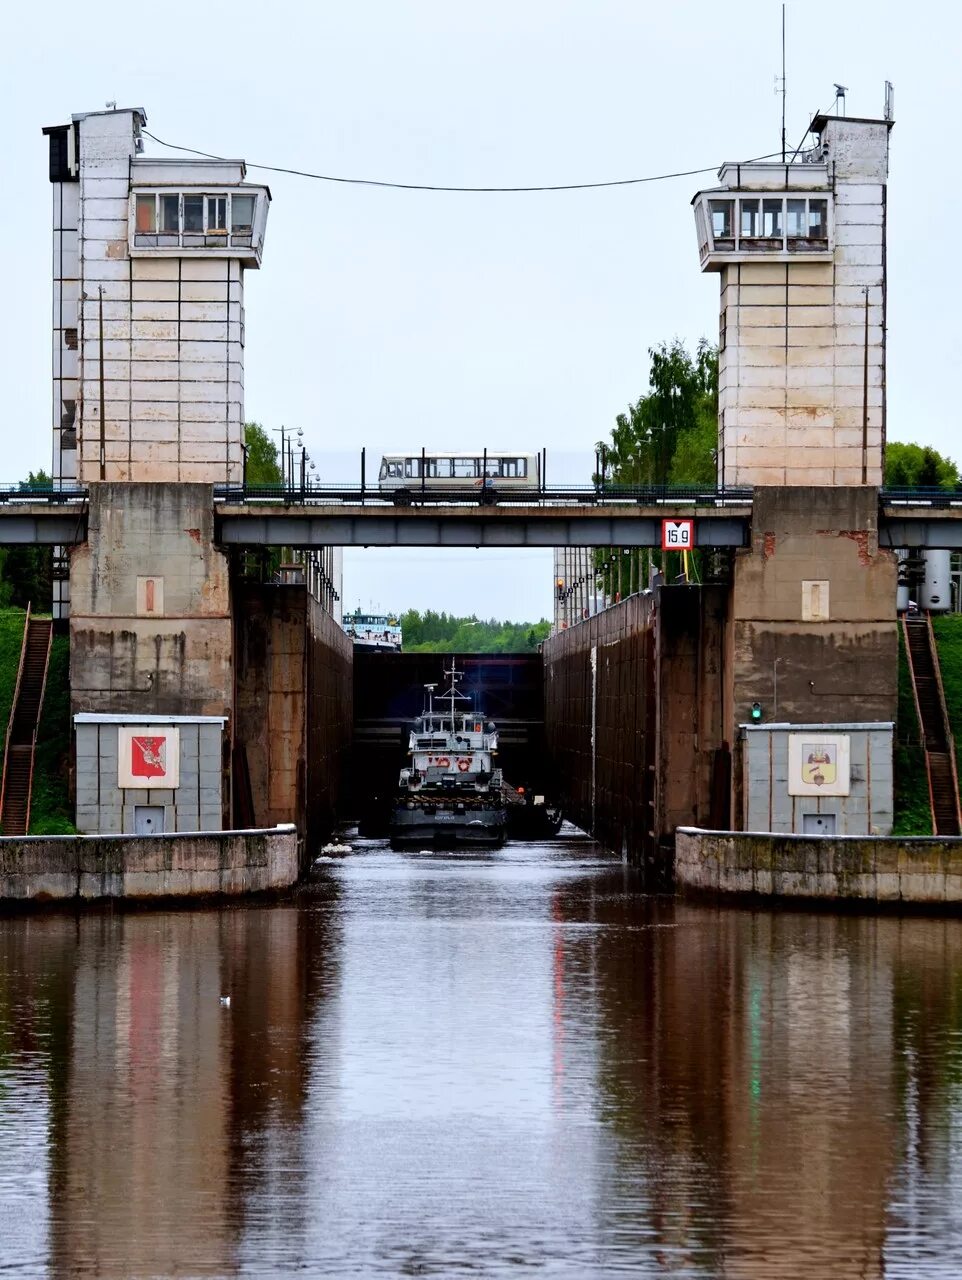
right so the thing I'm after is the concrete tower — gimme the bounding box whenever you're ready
[44,108,269,490]
[692,109,891,489]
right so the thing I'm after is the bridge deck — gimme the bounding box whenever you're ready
[1,488,962,549]
[214,502,752,548]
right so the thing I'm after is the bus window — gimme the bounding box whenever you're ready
[453,458,478,478]
[501,458,526,478]
[430,458,453,478]
[404,458,421,479]
[378,460,388,480]
[484,457,500,477]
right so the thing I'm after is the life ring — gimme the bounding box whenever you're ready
[457,758,471,772]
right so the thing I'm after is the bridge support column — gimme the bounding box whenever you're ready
[727,486,898,830]
[69,483,234,831]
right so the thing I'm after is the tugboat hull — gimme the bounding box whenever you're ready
[390,803,506,850]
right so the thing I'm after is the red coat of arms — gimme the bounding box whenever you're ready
[131,735,167,779]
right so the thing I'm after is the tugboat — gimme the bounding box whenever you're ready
[342,609,402,653]
[390,660,507,849]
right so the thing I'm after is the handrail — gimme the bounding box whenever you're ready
[901,614,938,832]
[23,620,54,836]
[0,604,31,829]
[901,613,962,835]
[924,611,962,831]
[213,481,755,507]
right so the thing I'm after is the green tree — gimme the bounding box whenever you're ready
[592,339,718,601]
[0,471,54,610]
[885,442,958,489]
[244,422,283,485]
[599,338,718,490]
[396,610,549,653]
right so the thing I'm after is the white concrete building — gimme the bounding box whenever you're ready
[44,106,343,619]
[44,107,269,494]
[692,105,893,489]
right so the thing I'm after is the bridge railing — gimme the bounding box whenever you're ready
[881,487,962,508]
[213,481,755,508]
[0,484,88,504]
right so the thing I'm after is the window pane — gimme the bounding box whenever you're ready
[808,199,828,239]
[453,458,478,478]
[739,198,760,237]
[405,458,420,478]
[433,458,453,477]
[709,199,733,238]
[160,194,180,232]
[183,196,204,232]
[484,458,499,477]
[232,195,254,231]
[207,196,227,231]
[378,461,387,480]
[786,199,806,237]
[762,199,783,237]
[135,195,156,232]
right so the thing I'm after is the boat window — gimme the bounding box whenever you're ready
[453,457,478,478]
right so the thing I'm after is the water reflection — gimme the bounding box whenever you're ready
[0,837,961,1275]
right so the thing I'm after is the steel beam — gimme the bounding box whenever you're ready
[0,508,87,545]
[880,515,962,549]
[215,505,750,548]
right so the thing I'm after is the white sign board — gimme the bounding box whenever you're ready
[661,519,694,551]
[118,726,180,790]
[787,733,851,797]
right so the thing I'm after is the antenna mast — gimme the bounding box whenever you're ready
[780,4,787,162]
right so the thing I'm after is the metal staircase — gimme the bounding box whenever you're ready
[0,608,53,836]
[903,614,962,837]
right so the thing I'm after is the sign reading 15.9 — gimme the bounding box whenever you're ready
[661,519,695,551]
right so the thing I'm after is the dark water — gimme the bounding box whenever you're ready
[2,830,962,1277]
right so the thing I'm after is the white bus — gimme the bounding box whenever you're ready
[378,452,540,504]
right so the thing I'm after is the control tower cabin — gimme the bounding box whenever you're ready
[43,108,270,493]
[691,110,892,489]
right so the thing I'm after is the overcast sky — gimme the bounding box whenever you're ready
[4,0,960,620]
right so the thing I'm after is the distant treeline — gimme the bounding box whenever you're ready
[400,610,550,653]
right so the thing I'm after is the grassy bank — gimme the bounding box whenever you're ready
[0,610,75,835]
[895,615,962,836]
[30,631,75,834]
[894,623,932,836]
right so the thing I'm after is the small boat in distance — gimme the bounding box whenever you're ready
[390,659,507,849]
[342,610,402,653]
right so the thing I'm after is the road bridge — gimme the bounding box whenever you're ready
[3,486,962,549]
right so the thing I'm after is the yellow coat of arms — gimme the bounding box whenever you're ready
[801,744,837,788]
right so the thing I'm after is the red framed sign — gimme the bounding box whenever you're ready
[661,519,695,551]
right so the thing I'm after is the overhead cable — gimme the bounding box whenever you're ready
[142,130,784,194]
